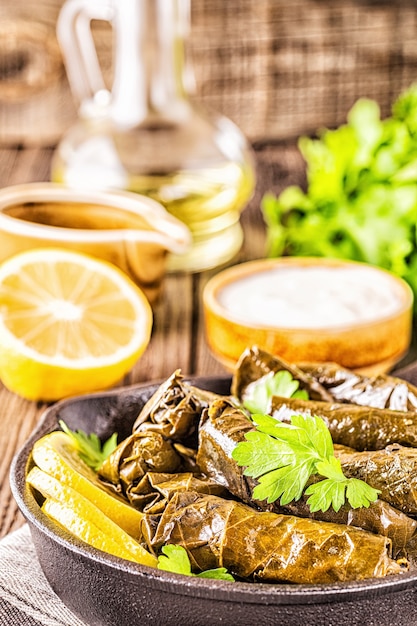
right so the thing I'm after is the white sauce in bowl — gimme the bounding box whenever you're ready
[218,265,403,329]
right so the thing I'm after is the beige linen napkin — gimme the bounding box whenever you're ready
[0,524,85,626]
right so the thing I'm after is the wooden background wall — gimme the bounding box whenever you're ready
[1,0,417,147]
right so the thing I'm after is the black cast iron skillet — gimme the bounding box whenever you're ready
[9,368,417,626]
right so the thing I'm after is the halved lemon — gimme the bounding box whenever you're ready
[30,431,145,540]
[27,467,156,566]
[0,248,153,400]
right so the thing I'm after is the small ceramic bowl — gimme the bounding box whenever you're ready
[0,183,191,304]
[203,257,413,375]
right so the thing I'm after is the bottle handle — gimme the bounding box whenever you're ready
[56,0,114,110]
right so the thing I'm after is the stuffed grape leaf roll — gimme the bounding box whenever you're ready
[98,430,198,504]
[197,399,417,552]
[127,471,227,514]
[98,371,226,512]
[280,491,417,554]
[99,430,192,484]
[299,362,417,411]
[335,444,417,515]
[271,396,417,450]
[231,345,417,411]
[150,490,404,583]
[133,369,219,445]
[98,429,227,514]
[231,346,334,404]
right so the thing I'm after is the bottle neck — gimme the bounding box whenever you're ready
[111,0,194,127]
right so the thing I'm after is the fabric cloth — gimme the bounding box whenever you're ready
[0,524,85,626]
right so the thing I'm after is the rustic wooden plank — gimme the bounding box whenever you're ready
[128,272,195,383]
[3,1,417,145]
[0,391,48,536]
[0,146,53,186]
[0,147,53,537]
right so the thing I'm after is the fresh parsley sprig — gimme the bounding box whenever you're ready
[260,86,417,313]
[243,370,308,415]
[157,544,234,581]
[232,412,380,513]
[59,420,118,471]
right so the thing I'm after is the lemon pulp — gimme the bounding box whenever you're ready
[0,248,153,400]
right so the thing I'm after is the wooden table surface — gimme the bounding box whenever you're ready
[0,141,306,539]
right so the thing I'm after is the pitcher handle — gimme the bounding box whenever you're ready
[56,0,114,111]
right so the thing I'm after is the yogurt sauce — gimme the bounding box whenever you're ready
[218,265,403,329]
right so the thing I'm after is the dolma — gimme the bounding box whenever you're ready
[150,490,404,583]
[98,430,198,505]
[280,493,417,554]
[127,471,227,514]
[98,369,228,511]
[132,369,219,445]
[335,443,417,515]
[196,398,255,503]
[299,362,417,412]
[271,396,417,450]
[197,399,417,552]
[231,346,334,404]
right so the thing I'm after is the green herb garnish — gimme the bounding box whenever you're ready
[243,370,309,414]
[157,544,234,581]
[59,420,118,471]
[232,412,380,513]
[261,83,417,312]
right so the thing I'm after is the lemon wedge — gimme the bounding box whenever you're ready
[31,431,144,540]
[27,467,156,566]
[0,248,153,400]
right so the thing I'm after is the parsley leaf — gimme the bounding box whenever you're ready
[157,544,234,581]
[157,544,192,575]
[243,370,309,414]
[232,413,380,513]
[235,430,294,478]
[59,420,118,471]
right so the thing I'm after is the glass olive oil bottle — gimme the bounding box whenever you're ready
[52,0,255,272]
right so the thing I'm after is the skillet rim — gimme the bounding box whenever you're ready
[9,374,417,606]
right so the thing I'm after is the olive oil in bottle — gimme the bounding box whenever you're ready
[52,0,255,271]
